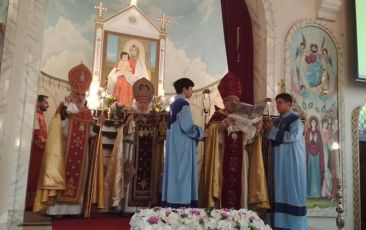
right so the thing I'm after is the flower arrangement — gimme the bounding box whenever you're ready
[130,208,271,230]
[150,96,172,112]
[97,87,116,109]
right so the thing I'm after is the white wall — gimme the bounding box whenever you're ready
[36,0,366,228]
[0,0,363,228]
[338,0,366,229]
[189,2,360,229]
[264,0,366,229]
[268,0,317,98]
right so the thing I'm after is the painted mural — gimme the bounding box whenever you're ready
[0,0,8,68]
[104,32,160,107]
[287,24,339,215]
[0,0,8,22]
[41,0,227,93]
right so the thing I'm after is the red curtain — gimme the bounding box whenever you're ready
[221,0,254,104]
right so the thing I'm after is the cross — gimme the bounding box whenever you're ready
[277,79,286,93]
[158,13,170,32]
[95,2,107,19]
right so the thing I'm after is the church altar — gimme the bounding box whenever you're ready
[130,207,271,230]
[96,109,168,211]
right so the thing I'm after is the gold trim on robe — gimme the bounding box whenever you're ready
[83,127,106,217]
[200,120,225,208]
[200,109,269,211]
[33,113,66,212]
[247,135,270,212]
[104,126,125,209]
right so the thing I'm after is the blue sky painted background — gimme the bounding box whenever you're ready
[0,0,8,22]
[42,0,227,92]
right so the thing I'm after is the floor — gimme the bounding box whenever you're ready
[0,211,51,230]
[0,225,51,230]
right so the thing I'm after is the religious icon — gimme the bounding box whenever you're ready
[103,33,159,108]
[287,24,339,215]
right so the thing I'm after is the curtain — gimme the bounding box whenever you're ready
[221,0,254,104]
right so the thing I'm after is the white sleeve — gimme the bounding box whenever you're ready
[66,103,80,114]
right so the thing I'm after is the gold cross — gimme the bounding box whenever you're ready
[277,79,286,93]
[95,2,107,19]
[158,13,170,32]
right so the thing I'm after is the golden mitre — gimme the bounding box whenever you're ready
[132,77,154,102]
[68,63,92,92]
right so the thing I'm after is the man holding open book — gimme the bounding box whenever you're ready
[199,72,269,212]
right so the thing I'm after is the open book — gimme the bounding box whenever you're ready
[229,101,266,120]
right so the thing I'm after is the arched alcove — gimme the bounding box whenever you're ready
[352,104,366,230]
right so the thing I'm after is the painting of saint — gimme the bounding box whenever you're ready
[303,43,323,87]
[320,117,333,199]
[107,51,134,107]
[292,29,336,99]
[305,116,325,198]
[287,24,339,214]
[104,34,158,108]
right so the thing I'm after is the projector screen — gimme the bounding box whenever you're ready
[356,0,366,81]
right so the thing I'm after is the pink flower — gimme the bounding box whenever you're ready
[191,209,201,216]
[221,212,229,220]
[249,216,256,222]
[148,216,160,225]
[166,210,171,217]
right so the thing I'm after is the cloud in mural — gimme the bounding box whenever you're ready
[164,38,221,93]
[52,0,77,18]
[41,17,93,79]
[75,14,95,34]
[197,0,216,25]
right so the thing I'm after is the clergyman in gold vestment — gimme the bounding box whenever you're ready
[200,72,269,211]
[33,64,105,217]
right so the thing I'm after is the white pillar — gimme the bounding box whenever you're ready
[158,36,166,96]
[0,0,47,224]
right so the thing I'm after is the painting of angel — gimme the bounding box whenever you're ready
[287,24,339,215]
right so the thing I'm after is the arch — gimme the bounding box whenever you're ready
[285,20,345,217]
[352,104,366,230]
[352,106,362,230]
[245,0,276,101]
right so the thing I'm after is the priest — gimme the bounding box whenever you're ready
[200,72,269,211]
[105,77,164,213]
[33,64,105,216]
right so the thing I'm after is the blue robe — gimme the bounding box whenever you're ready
[162,95,204,208]
[305,53,323,87]
[267,111,307,230]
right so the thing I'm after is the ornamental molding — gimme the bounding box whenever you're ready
[317,0,342,22]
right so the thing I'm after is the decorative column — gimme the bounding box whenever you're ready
[89,2,107,109]
[158,13,170,96]
[316,0,342,22]
[0,0,47,225]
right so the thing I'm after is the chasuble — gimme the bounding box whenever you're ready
[200,109,269,211]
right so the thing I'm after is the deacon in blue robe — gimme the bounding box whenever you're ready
[264,93,307,230]
[162,79,204,208]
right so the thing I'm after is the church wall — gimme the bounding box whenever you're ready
[173,2,355,228]
[0,0,363,228]
[269,0,337,228]
[0,0,47,224]
[337,0,366,229]
[268,0,317,97]
[265,0,365,229]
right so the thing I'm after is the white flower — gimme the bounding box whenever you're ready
[130,208,271,230]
